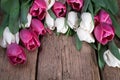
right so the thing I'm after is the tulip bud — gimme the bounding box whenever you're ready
[52,1,66,17]
[20,29,40,51]
[30,18,46,35]
[6,43,26,65]
[30,0,47,20]
[67,11,79,29]
[67,0,83,11]
[80,12,94,33]
[76,27,95,43]
[94,10,112,25]
[55,17,68,34]
[103,49,120,68]
[94,23,115,45]
[45,0,55,10]
[45,12,55,30]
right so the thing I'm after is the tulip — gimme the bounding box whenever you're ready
[30,18,46,35]
[0,27,19,48]
[52,1,66,17]
[103,49,120,68]
[19,29,40,51]
[55,17,68,34]
[67,0,83,11]
[30,0,47,20]
[45,0,55,10]
[94,10,112,25]
[45,12,55,30]
[6,43,26,65]
[67,11,79,29]
[76,27,95,43]
[80,12,94,33]
[94,23,115,45]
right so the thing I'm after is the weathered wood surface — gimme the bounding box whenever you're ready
[0,0,120,80]
[37,34,100,80]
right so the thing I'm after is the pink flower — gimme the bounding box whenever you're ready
[30,0,47,20]
[6,43,26,65]
[20,29,40,51]
[94,23,115,45]
[94,10,112,25]
[30,18,46,35]
[67,0,83,11]
[52,1,66,17]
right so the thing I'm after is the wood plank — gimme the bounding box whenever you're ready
[37,33,100,80]
[0,47,38,80]
[101,0,120,80]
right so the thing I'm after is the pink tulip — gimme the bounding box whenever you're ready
[20,29,40,51]
[6,43,26,65]
[30,18,46,35]
[94,23,115,45]
[52,1,66,17]
[30,0,47,20]
[67,0,83,11]
[94,10,112,25]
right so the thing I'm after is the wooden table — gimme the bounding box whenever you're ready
[0,0,120,80]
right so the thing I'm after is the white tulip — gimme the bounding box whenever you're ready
[45,0,55,10]
[25,13,32,28]
[0,27,20,48]
[67,11,79,30]
[104,49,120,68]
[76,27,95,43]
[80,12,94,33]
[55,17,68,34]
[45,12,55,30]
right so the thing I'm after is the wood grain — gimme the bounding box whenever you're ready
[37,33,100,80]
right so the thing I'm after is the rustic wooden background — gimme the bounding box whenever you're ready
[0,0,120,80]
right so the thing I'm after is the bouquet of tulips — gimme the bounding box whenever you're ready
[0,0,120,69]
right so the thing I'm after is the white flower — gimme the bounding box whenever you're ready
[76,27,95,43]
[45,0,55,10]
[80,12,94,33]
[0,27,19,48]
[67,11,79,30]
[25,13,32,28]
[55,17,68,34]
[45,12,55,30]
[103,49,120,68]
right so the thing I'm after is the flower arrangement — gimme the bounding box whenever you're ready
[0,0,120,69]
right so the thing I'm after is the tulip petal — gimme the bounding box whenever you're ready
[80,12,94,33]
[45,0,55,10]
[45,12,55,30]
[103,49,120,68]
[76,27,95,43]
[67,11,79,29]
[25,13,32,28]
[55,17,68,34]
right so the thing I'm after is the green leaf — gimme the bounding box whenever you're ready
[98,45,107,69]
[108,41,120,60]
[8,0,20,34]
[0,15,9,38]
[75,34,82,51]
[81,0,90,12]
[89,43,97,50]
[109,13,120,38]
[66,27,75,36]
[0,0,14,14]
[88,1,93,15]
[92,0,106,8]
[48,9,56,20]
[98,43,101,51]
[20,0,33,25]
[103,0,119,15]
